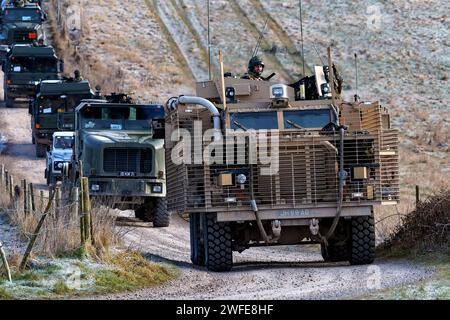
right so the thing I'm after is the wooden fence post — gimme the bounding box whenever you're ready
[20,190,56,270]
[8,175,13,204]
[0,241,12,282]
[4,170,9,192]
[415,185,420,206]
[39,190,44,213]
[71,187,79,218]
[22,180,30,215]
[55,187,61,219]
[81,177,91,243]
[29,183,35,213]
[0,164,4,186]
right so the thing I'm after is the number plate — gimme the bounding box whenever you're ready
[119,172,136,177]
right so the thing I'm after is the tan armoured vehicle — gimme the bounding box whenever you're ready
[165,57,399,271]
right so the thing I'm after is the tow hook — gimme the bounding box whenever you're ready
[271,220,281,241]
[309,219,320,236]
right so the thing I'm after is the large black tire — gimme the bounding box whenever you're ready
[152,198,170,227]
[135,198,170,227]
[5,96,14,108]
[190,213,205,266]
[321,219,350,262]
[349,216,376,265]
[36,143,46,158]
[204,214,233,272]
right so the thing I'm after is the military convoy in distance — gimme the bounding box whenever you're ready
[165,57,400,271]
[30,79,93,157]
[63,95,170,227]
[0,0,46,54]
[3,44,62,108]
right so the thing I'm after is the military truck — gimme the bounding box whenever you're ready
[65,96,170,227]
[3,44,62,108]
[30,79,93,157]
[45,131,74,186]
[0,1,46,52]
[165,57,399,271]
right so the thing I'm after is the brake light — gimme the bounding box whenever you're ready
[6,80,11,86]
[28,32,37,40]
[35,123,41,129]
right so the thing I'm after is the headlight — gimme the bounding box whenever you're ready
[91,184,100,191]
[57,163,63,169]
[236,174,247,185]
[152,184,162,193]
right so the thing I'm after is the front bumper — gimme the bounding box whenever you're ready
[88,177,166,198]
[7,85,35,98]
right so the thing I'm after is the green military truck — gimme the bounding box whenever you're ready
[65,97,170,227]
[0,1,46,52]
[30,79,93,157]
[3,44,62,108]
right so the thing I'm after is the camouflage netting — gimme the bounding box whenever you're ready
[383,190,450,253]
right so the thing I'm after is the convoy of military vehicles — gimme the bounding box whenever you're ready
[0,0,399,271]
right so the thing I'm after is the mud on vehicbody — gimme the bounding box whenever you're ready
[3,44,62,108]
[31,79,93,157]
[65,98,170,227]
[166,66,400,271]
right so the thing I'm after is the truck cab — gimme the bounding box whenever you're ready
[31,79,93,157]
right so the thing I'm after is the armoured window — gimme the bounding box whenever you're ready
[230,111,278,130]
[283,109,331,129]
[3,9,42,22]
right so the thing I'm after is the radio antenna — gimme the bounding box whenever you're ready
[354,53,359,102]
[252,16,269,58]
[299,0,306,76]
[312,43,325,65]
[207,0,212,80]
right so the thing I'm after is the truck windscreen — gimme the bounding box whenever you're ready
[80,105,165,130]
[230,111,278,130]
[283,109,331,129]
[10,57,57,73]
[3,9,42,22]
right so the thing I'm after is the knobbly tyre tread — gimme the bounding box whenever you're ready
[152,197,170,227]
[190,213,205,266]
[350,216,376,265]
[321,219,350,262]
[204,214,232,272]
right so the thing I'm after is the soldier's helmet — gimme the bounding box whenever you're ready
[74,70,81,78]
[248,55,265,74]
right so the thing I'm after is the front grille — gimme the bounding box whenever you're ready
[103,148,152,174]
[13,30,34,43]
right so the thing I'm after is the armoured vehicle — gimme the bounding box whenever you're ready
[3,44,62,108]
[0,1,46,51]
[65,96,170,227]
[30,79,93,157]
[45,131,74,186]
[165,58,399,271]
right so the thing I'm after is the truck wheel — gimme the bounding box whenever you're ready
[204,214,233,272]
[349,216,375,265]
[321,219,350,262]
[152,198,170,228]
[190,213,205,266]
[5,96,14,108]
[36,143,46,158]
[32,134,35,145]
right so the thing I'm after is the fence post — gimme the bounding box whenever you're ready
[55,187,61,219]
[81,178,91,243]
[0,241,12,282]
[20,190,56,270]
[416,185,420,206]
[0,164,4,186]
[4,170,9,192]
[71,187,79,217]
[29,183,35,213]
[22,180,29,215]
[8,175,13,204]
[39,190,44,213]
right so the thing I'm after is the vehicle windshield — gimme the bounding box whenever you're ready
[10,57,57,73]
[3,8,42,22]
[79,105,165,130]
[230,111,278,130]
[54,136,74,150]
[38,94,92,114]
[283,109,332,129]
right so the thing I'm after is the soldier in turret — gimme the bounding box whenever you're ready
[241,55,266,81]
